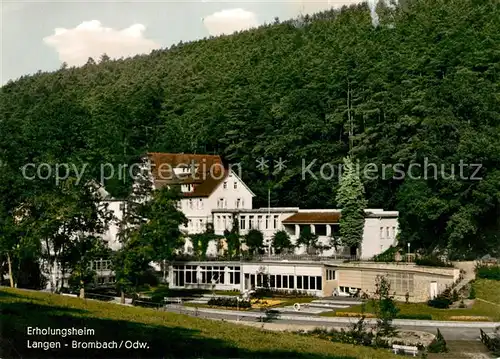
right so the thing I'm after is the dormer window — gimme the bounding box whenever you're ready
[223,181,227,189]
[234,181,237,189]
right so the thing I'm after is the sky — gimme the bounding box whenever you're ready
[0,0,366,85]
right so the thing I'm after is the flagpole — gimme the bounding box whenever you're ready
[268,187,270,215]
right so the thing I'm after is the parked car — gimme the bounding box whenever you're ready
[332,289,351,297]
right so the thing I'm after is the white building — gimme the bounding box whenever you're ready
[101,153,399,260]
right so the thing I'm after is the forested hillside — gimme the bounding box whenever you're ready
[1,0,499,258]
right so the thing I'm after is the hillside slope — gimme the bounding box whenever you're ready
[0,287,398,358]
[0,0,499,257]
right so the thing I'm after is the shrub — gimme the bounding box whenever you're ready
[476,265,500,281]
[469,286,476,299]
[452,289,459,302]
[416,256,453,267]
[428,297,451,309]
[427,329,448,353]
[372,246,399,262]
[207,297,251,308]
[397,314,432,320]
[459,299,466,308]
[253,288,312,298]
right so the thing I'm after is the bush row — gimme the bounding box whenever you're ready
[207,297,251,308]
[476,265,500,280]
[253,288,313,298]
[415,256,453,267]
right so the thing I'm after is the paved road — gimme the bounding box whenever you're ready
[167,307,489,341]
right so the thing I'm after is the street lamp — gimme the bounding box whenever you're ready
[236,296,241,322]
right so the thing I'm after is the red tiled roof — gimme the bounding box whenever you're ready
[282,212,341,224]
[147,153,227,197]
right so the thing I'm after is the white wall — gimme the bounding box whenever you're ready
[360,216,398,259]
[207,171,254,213]
[100,200,125,251]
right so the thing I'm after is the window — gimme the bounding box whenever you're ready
[297,276,302,289]
[189,199,193,209]
[241,199,245,208]
[223,181,227,189]
[224,199,227,208]
[277,275,282,288]
[199,199,203,210]
[310,277,315,290]
[392,226,396,238]
[282,275,288,289]
[303,276,309,290]
[250,274,255,286]
[240,216,246,230]
[199,219,203,230]
[236,198,241,208]
[270,275,275,288]
[265,216,269,229]
[257,216,262,229]
[218,198,224,209]
[273,215,279,229]
[316,277,322,290]
[380,227,384,239]
[234,181,238,189]
[249,216,254,229]
[289,276,294,289]
[386,227,390,238]
[327,269,336,281]
[216,216,220,229]
[188,219,192,229]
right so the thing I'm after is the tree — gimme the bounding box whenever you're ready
[371,275,399,337]
[113,234,155,304]
[336,156,367,254]
[224,217,241,259]
[62,235,109,298]
[115,160,187,297]
[139,185,187,264]
[296,226,320,255]
[271,230,293,254]
[190,223,219,260]
[21,179,113,293]
[245,229,264,255]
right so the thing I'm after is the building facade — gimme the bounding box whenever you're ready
[167,260,460,302]
[101,152,400,260]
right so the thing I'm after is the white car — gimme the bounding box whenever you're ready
[332,289,351,297]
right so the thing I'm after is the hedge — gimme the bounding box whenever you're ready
[207,297,251,308]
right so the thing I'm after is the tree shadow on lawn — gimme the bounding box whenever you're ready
[0,294,357,359]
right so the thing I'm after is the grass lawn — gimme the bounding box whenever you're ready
[320,279,500,321]
[0,287,398,359]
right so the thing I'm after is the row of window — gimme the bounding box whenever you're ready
[246,274,323,291]
[172,265,241,286]
[187,218,205,231]
[217,198,245,209]
[222,181,238,190]
[380,226,397,239]
[326,269,336,281]
[179,198,204,211]
[240,215,280,230]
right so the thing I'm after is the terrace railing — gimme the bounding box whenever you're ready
[172,253,359,262]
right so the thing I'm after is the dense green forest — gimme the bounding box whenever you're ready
[1,0,500,259]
